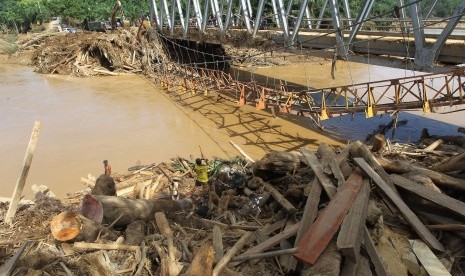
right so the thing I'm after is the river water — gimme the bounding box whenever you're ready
[0,64,235,198]
[1,61,464,199]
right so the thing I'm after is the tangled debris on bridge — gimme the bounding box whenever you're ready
[2,133,465,275]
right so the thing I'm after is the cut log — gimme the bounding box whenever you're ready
[51,211,118,242]
[300,147,337,198]
[5,121,41,224]
[188,242,215,276]
[294,169,363,265]
[371,134,386,152]
[337,178,370,261]
[213,231,253,276]
[409,240,451,276]
[354,158,445,252]
[262,181,297,213]
[93,195,193,226]
[390,174,465,220]
[431,151,465,172]
[378,158,465,191]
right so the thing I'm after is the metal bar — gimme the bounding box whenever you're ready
[328,0,347,56]
[183,0,191,37]
[276,0,289,40]
[342,0,351,30]
[151,0,161,29]
[253,0,266,37]
[396,0,407,33]
[271,0,281,28]
[212,0,224,32]
[192,0,203,31]
[240,0,252,33]
[408,0,425,50]
[202,0,210,32]
[316,0,329,29]
[162,0,172,29]
[305,6,312,29]
[431,0,465,56]
[224,0,234,31]
[160,0,165,30]
[176,0,186,31]
[289,0,309,45]
[348,0,375,45]
[424,0,439,20]
[246,0,253,24]
[286,0,293,17]
[170,0,176,34]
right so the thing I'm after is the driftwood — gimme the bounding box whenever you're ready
[262,181,297,213]
[378,158,465,191]
[93,195,193,226]
[0,241,31,275]
[230,140,255,163]
[51,211,118,242]
[431,151,465,173]
[155,212,183,276]
[355,158,445,252]
[213,225,224,262]
[73,242,140,251]
[424,139,444,151]
[317,143,345,186]
[5,121,41,224]
[212,231,253,276]
[253,151,300,179]
[300,147,337,198]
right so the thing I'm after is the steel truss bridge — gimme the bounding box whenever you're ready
[148,0,465,71]
[155,62,465,125]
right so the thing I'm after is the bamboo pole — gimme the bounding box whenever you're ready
[5,121,41,225]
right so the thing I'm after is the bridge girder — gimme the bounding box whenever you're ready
[149,0,465,71]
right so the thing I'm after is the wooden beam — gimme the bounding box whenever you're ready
[354,158,445,252]
[300,147,337,198]
[409,240,451,276]
[362,227,387,276]
[294,169,363,265]
[391,174,465,220]
[5,121,41,224]
[287,178,322,272]
[337,178,370,261]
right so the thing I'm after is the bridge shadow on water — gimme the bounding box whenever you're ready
[321,109,465,143]
[167,89,343,159]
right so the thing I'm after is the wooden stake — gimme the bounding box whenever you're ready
[229,140,255,163]
[5,121,41,225]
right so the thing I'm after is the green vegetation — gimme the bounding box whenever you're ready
[0,0,462,33]
[0,34,19,55]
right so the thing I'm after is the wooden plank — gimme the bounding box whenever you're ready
[287,178,322,272]
[391,174,465,220]
[354,158,445,252]
[232,221,301,266]
[5,121,41,224]
[362,228,387,276]
[294,169,363,265]
[300,147,337,198]
[337,178,370,261]
[409,240,451,276]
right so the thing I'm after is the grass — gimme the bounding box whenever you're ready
[0,34,19,55]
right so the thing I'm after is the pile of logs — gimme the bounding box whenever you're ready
[2,133,465,275]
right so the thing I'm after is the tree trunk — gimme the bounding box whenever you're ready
[93,196,193,227]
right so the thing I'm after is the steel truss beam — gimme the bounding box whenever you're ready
[348,0,375,46]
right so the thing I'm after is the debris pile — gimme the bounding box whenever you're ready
[29,28,167,77]
[1,132,465,275]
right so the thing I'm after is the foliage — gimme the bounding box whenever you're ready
[0,0,463,33]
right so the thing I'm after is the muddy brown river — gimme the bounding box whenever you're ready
[2,61,464,199]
